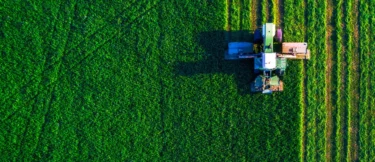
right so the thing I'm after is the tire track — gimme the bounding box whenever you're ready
[0,0,142,113]
[250,0,257,29]
[256,0,263,27]
[225,0,231,42]
[2,2,162,123]
[275,0,284,27]
[15,1,66,159]
[32,2,78,158]
[325,0,334,160]
[348,0,360,160]
[1,1,162,123]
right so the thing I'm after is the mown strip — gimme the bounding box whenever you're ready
[268,0,276,23]
[344,0,360,160]
[332,0,348,161]
[314,1,327,161]
[305,0,327,161]
[305,0,317,160]
[261,0,267,23]
[282,0,305,161]
[324,0,335,160]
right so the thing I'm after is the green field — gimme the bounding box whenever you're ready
[1,0,374,161]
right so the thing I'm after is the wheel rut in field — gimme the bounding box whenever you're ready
[348,0,360,160]
[325,0,334,160]
[276,0,284,26]
[2,0,151,121]
[225,0,231,42]
[250,0,257,29]
[255,0,263,27]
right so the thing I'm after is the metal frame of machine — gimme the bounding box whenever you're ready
[224,23,310,94]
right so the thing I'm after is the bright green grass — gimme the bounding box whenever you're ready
[358,0,371,161]
[1,0,303,161]
[305,0,327,161]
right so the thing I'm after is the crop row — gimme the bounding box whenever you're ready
[343,0,357,160]
[304,0,328,161]
[358,0,371,161]
[366,0,375,160]
[282,0,305,161]
[332,0,347,161]
[370,1,375,159]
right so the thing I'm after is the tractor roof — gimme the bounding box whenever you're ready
[262,52,277,69]
[263,23,275,53]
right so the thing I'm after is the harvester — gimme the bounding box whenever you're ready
[225,23,310,94]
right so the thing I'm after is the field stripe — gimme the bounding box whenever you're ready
[315,2,327,161]
[325,0,334,160]
[275,0,284,26]
[358,0,370,160]
[282,0,305,161]
[251,0,262,27]
[261,0,267,23]
[268,0,275,23]
[305,0,317,160]
[305,0,327,161]
[345,0,360,160]
[332,0,349,161]
[225,0,231,42]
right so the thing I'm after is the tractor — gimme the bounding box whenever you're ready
[224,23,310,94]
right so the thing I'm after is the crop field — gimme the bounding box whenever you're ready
[1,0,374,161]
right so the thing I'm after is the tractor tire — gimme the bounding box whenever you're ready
[253,28,263,44]
[254,69,260,74]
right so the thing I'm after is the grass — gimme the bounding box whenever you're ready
[358,0,371,161]
[0,0,302,161]
[368,1,375,160]
[0,0,373,161]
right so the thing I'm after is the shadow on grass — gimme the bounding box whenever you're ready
[175,30,260,95]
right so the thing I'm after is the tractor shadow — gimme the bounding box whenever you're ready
[175,30,260,95]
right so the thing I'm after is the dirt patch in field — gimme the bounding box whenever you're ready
[325,0,334,161]
[348,0,360,160]
[277,0,284,26]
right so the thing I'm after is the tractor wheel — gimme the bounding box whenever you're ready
[254,69,260,74]
[253,28,263,44]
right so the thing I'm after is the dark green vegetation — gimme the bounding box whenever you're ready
[1,0,374,161]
